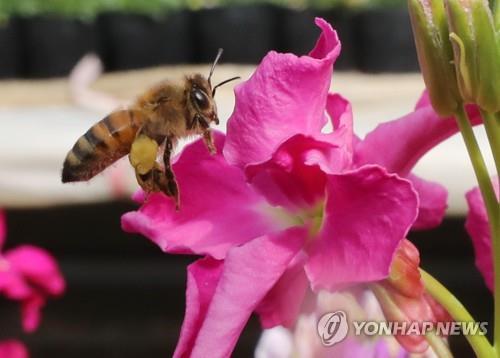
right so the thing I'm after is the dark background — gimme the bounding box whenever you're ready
[0,202,493,357]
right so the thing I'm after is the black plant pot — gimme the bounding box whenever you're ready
[19,16,98,78]
[195,5,277,64]
[278,7,355,70]
[0,19,20,78]
[354,8,419,72]
[98,11,192,71]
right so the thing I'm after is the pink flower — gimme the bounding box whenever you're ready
[0,340,28,358]
[353,91,481,230]
[0,211,65,333]
[465,177,498,292]
[122,18,482,357]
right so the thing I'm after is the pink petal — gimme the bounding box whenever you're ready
[175,227,306,358]
[122,133,282,260]
[354,103,481,176]
[21,293,45,333]
[306,165,418,291]
[0,270,32,300]
[245,135,337,212]
[174,257,224,357]
[415,90,431,109]
[223,18,340,169]
[407,174,448,230]
[244,101,354,212]
[465,178,498,292]
[5,246,65,296]
[0,340,29,358]
[255,252,310,329]
[321,93,354,157]
[354,99,480,230]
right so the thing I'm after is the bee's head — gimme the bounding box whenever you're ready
[187,74,219,129]
[186,49,240,132]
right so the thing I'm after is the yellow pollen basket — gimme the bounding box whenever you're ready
[129,135,159,175]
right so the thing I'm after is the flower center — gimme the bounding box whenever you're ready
[264,200,325,238]
[300,201,325,238]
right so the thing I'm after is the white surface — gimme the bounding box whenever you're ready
[0,107,133,206]
[0,73,495,214]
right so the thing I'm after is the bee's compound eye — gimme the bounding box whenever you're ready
[192,89,210,110]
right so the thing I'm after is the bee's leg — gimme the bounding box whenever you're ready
[129,133,168,200]
[193,115,216,155]
[162,137,180,210]
[202,130,217,155]
[135,164,167,194]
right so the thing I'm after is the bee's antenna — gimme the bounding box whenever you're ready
[208,48,224,86]
[212,76,241,96]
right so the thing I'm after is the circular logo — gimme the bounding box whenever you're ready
[317,311,349,346]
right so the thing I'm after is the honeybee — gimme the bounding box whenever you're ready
[62,49,239,208]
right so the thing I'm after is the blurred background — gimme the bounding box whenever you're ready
[0,0,422,78]
[0,0,495,357]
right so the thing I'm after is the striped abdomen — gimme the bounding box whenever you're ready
[62,110,147,183]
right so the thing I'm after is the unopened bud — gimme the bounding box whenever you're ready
[371,283,432,353]
[387,239,424,298]
[446,0,500,112]
[409,0,461,116]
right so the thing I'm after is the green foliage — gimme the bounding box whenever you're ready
[213,0,350,9]
[308,0,347,9]
[2,0,103,19]
[0,0,186,19]
[99,0,185,15]
[214,0,276,6]
[0,0,18,21]
[0,0,411,20]
[346,0,406,9]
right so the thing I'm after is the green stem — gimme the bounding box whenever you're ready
[458,107,500,356]
[480,109,500,178]
[420,269,495,357]
[495,218,500,358]
[454,106,498,221]
[426,330,453,358]
[480,110,500,357]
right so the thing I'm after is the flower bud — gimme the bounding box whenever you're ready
[446,0,500,112]
[371,283,432,353]
[387,239,423,298]
[370,239,451,353]
[409,0,461,116]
